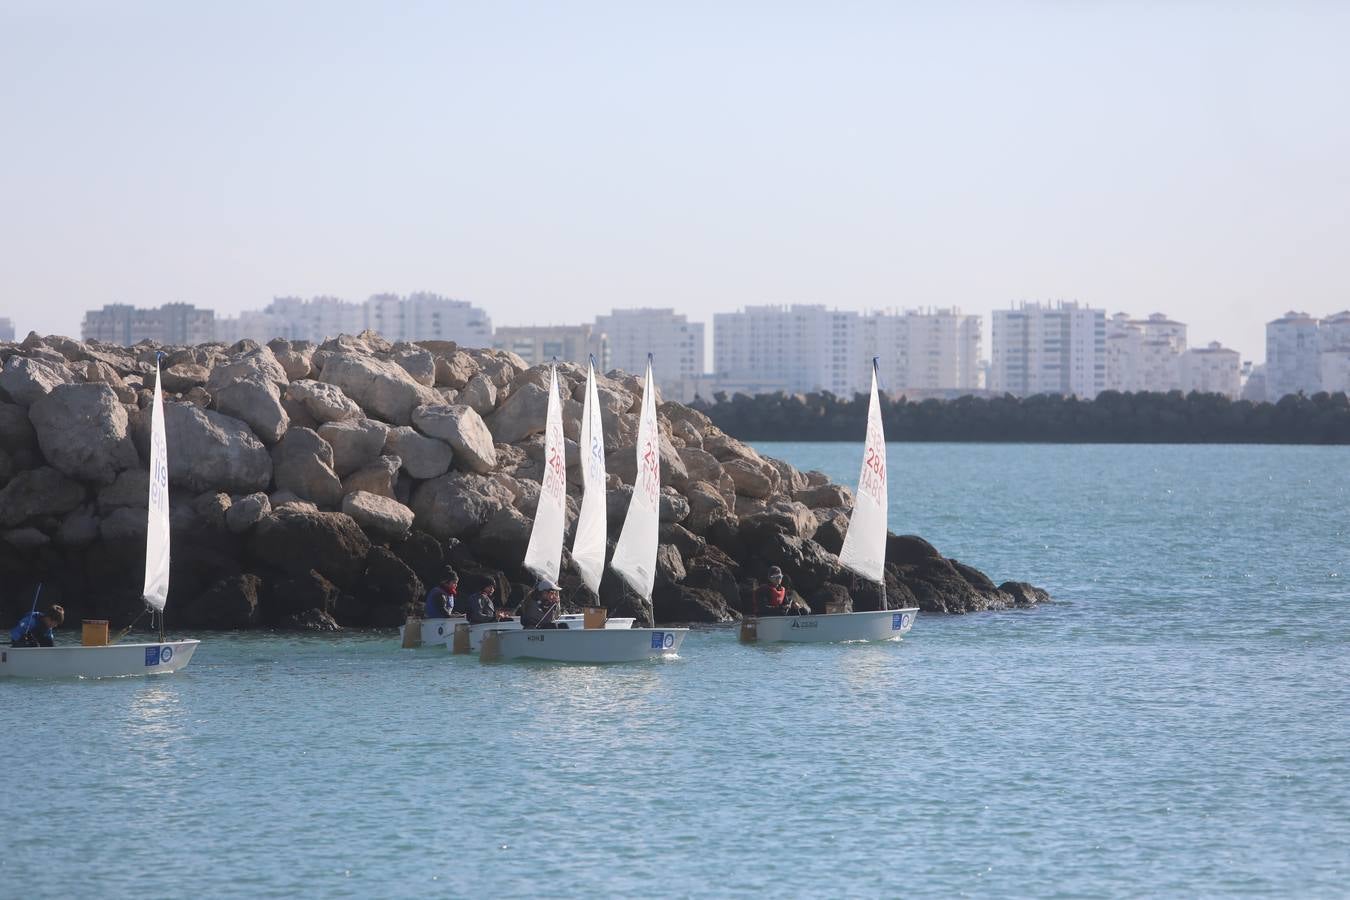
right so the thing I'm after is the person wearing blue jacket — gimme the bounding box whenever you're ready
[10,604,64,647]
[423,568,459,619]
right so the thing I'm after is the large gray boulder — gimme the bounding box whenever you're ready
[319,352,441,425]
[30,383,140,486]
[0,466,86,527]
[96,469,149,513]
[342,454,400,498]
[214,375,289,445]
[271,427,344,508]
[434,350,478,389]
[411,404,497,474]
[684,481,732,533]
[163,403,273,494]
[225,492,271,533]
[487,382,548,444]
[285,380,362,424]
[794,482,853,509]
[318,418,389,476]
[206,346,289,391]
[459,373,497,415]
[410,471,513,540]
[160,363,210,393]
[56,505,100,547]
[268,339,315,381]
[723,457,774,499]
[384,426,453,480]
[99,506,147,542]
[248,507,371,587]
[0,356,74,406]
[390,346,436,387]
[675,446,723,486]
[342,490,415,541]
[470,505,533,565]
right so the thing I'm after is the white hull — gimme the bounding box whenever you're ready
[0,640,200,678]
[400,616,468,646]
[742,608,917,644]
[481,627,688,663]
[427,616,638,653]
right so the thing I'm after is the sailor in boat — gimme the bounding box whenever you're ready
[423,567,459,619]
[520,579,563,629]
[464,576,512,624]
[10,604,65,648]
[752,567,798,617]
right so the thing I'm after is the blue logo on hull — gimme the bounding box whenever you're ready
[145,646,161,666]
[650,632,664,649]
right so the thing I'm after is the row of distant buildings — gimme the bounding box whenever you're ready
[36,296,1345,403]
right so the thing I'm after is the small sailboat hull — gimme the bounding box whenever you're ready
[0,640,201,678]
[399,616,469,647]
[480,626,688,663]
[425,616,639,653]
[742,608,917,644]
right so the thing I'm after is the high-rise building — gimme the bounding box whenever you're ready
[493,324,608,369]
[82,303,215,346]
[862,307,982,394]
[990,301,1106,397]
[1178,342,1241,398]
[214,293,491,346]
[1265,311,1321,400]
[1105,312,1188,393]
[713,305,859,396]
[594,308,705,401]
[0,317,14,342]
[1316,310,1350,394]
[367,292,492,346]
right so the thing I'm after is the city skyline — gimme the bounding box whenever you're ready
[4,3,1348,362]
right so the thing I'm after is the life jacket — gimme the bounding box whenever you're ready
[755,585,786,612]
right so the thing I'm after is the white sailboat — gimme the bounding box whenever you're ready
[1,357,200,677]
[482,357,688,663]
[740,359,918,644]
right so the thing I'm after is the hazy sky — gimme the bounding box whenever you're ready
[2,1,1347,361]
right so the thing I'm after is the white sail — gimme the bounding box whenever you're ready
[142,359,171,610]
[523,363,568,583]
[838,361,888,583]
[570,358,608,595]
[611,358,660,601]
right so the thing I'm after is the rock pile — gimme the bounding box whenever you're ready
[0,331,1049,631]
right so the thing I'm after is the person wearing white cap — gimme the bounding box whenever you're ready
[520,578,563,629]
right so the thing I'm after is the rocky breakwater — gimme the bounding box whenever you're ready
[0,331,1050,632]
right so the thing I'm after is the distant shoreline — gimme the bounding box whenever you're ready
[696,390,1350,445]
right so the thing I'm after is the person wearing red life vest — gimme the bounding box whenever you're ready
[753,566,789,616]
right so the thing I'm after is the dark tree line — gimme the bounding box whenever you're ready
[691,390,1350,443]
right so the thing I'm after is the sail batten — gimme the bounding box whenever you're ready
[570,359,608,595]
[524,364,568,583]
[611,358,660,601]
[838,362,888,583]
[142,359,171,610]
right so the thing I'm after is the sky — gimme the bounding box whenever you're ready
[2,0,1347,362]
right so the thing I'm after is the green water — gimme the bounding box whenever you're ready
[3,444,1348,897]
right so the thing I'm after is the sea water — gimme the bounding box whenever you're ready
[3,444,1348,898]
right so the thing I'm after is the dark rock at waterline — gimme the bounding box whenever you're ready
[178,574,261,629]
[278,608,342,632]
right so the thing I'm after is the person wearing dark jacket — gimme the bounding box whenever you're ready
[423,568,459,619]
[464,578,510,624]
[520,579,562,629]
[753,567,790,616]
[10,604,64,647]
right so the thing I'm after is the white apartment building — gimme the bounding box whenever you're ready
[990,301,1106,397]
[1178,342,1241,398]
[1105,312,1188,393]
[0,317,14,342]
[594,308,705,401]
[713,305,979,398]
[1265,311,1321,399]
[863,307,981,393]
[1316,310,1350,394]
[366,292,492,346]
[714,305,861,397]
[493,324,609,370]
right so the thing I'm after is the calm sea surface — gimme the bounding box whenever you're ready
[4,444,1349,898]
